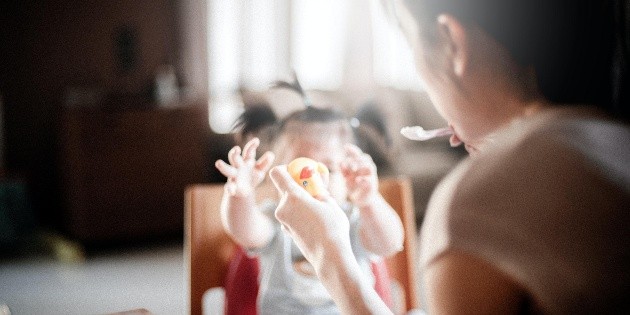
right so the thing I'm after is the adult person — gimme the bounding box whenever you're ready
[269,0,629,314]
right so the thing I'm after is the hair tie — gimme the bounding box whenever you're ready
[271,70,312,108]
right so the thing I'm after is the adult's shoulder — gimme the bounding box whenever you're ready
[421,106,630,265]
[421,107,630,313]
[452,106,630,205]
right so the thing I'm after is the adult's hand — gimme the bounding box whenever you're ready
[269,165,352,270]
[269,165,393,315]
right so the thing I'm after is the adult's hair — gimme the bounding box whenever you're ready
[403,0,629,120]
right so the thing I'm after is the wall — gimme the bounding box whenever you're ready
[0,0,181,231]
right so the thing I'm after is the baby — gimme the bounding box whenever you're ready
[215,94,403,314]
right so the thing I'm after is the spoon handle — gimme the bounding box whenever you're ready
[400,126,453,141]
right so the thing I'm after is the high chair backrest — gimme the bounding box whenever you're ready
[184,177,419,315]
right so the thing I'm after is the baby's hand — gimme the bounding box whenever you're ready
[340,144,379,208]
[215,138,275,197]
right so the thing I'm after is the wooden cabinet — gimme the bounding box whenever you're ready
[60,106,212,244]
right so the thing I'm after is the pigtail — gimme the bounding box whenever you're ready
[231,104,278,147]
[351,101,394,175]
[271,71,313,108]
[353,101,392,146]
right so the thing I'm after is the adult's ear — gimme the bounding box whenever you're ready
[436,14,470,78]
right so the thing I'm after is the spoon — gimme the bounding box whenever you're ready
[400,126,453,141]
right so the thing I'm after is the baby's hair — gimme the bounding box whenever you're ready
[270,73,352,142]
[231,75,393,171]
[271,71,313,108]
[352,101,394,174]
[232,74,353,145]
[278,106,350,132]
[232,103,353,146]
[232,103,278,145]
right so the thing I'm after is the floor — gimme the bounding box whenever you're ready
[0,241,186,315]
[1,236,427,315]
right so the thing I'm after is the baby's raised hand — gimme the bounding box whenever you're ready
[340,144,379,208]
[215,138,275,197]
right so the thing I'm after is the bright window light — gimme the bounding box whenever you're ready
[208,0,240,94]
[291,0,348,90]
[208,0,285,133]
[208,0,242,133]
[241,0,278,90]
[209,94,244,134]
[207,0,423,133]
[370,0,423,90]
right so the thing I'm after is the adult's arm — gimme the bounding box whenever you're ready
[424,251,527,314]
[269,165,393,314]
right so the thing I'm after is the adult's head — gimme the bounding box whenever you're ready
[395,0,622,153]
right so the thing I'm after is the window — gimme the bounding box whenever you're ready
[291,0,348,89]
[207,0,422,133]
[207,0,242,133]
[370,0,423,90]
[208,0,290,133]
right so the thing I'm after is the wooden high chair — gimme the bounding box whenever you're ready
[184,177,419,315]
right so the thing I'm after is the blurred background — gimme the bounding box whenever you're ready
[0,0,465,252]
[0,0,465,313]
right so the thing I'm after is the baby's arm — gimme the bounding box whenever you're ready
[342,144,404,257]
[215,138,276,249]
